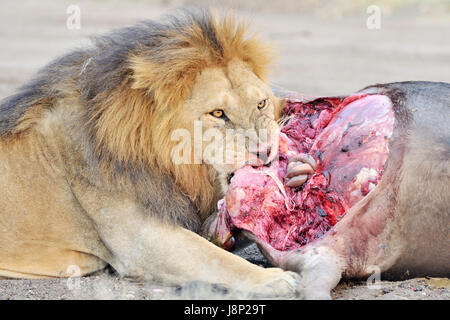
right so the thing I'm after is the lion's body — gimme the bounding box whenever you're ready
[0,9,299,294]
[0,131,106,278]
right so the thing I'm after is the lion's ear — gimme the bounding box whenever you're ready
[129,55,159,92]
[129,52,207,111]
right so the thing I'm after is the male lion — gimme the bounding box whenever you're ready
[0,9,301,295]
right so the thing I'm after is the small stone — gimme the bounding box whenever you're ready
[382,287,392,294]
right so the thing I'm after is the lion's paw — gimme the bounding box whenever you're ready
[254,268,301,298]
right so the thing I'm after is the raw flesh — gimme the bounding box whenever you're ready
[215,94,395,251]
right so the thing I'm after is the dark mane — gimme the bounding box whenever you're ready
[0,49,88,135]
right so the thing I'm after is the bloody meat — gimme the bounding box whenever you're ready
[214,93,395,251]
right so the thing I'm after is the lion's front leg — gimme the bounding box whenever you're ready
[145,221,300,296]
[71,183,300,297]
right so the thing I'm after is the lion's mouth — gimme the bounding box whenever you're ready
[249,148,276,165]
[248,138,279,166]
[226,172,235,185]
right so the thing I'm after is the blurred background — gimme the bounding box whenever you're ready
[0,0,449,97]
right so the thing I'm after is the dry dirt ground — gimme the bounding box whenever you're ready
[0,0,449,300]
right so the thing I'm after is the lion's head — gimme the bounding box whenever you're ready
[161,58,281,193]
[83,9,281,217]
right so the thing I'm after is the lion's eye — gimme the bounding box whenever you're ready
[212,110,223,117]
[210,109,228,120]
[257,99,268,110]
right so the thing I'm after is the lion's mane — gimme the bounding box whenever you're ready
[0,8,274,218]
